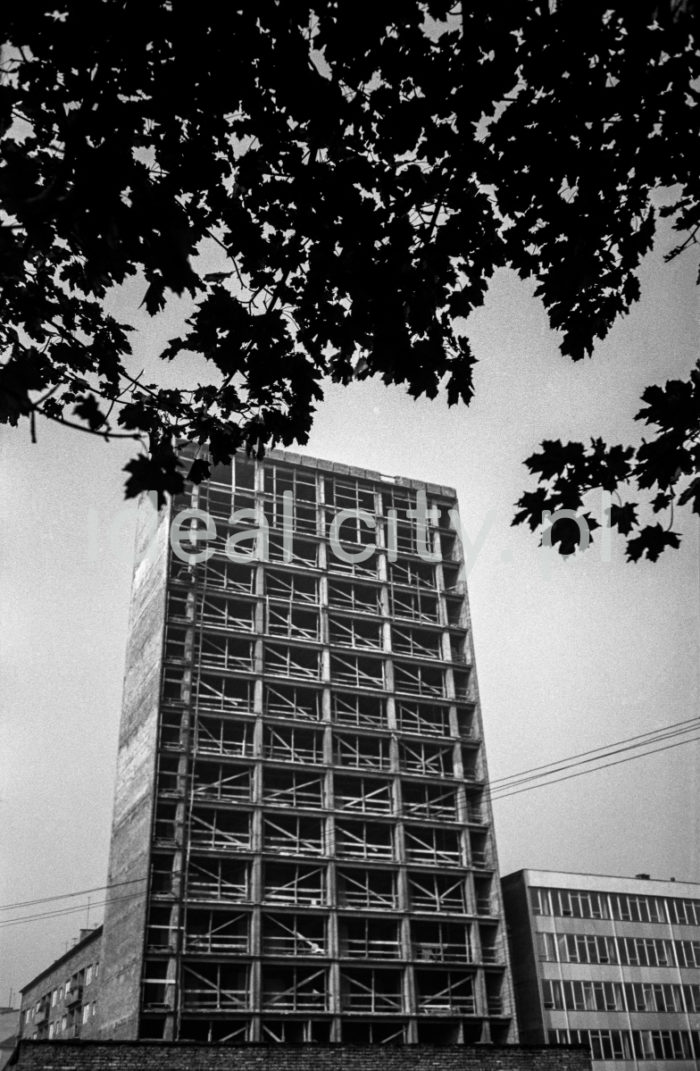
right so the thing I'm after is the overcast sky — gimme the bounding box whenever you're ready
[1,213,698,1005]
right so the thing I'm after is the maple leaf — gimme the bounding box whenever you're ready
[124,452,184,508]
[678,477,700,514]
[73,395,106,431]
[608,501,638,536]
[525,440,573,483]
[0,0,697,567]
[625,525,681,563]
[187,457,211,485]
[651,491,673,513]
[512,487,554,532]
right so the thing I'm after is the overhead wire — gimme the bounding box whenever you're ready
[0,891,147,928]
[490,725,699,801]
[1,721,697,927]
[489,715,699,789]
[0,876,147,913]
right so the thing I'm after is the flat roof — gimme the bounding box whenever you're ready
[261,448,458,499]
[502,868,700,897]
[177,442,460,498]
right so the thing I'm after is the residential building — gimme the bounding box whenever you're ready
[97,447,515,1044]
[502,869,700,1068]
[18,927,102,1043]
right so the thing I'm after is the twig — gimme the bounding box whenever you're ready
[37,408,144,440]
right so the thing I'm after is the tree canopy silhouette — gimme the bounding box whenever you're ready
[1,1,698,558]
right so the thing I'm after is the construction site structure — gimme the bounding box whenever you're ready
[97,448,516,1044]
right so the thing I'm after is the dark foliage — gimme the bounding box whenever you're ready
[515,367,700,560]
[1,1,698,553]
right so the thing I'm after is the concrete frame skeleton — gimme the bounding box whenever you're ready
[97,448,516,1045]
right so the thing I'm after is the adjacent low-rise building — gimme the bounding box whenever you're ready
[501,870,700,1069]
[18,927,102,1042]
[0,1007,20,1070]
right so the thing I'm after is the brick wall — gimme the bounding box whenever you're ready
[12,1040,590,1071]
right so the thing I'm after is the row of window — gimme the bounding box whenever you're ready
[177,765,485,820]
[175,623,468,664]
[164,730,477,779]
[151,854,494,915]
[549,1027,700,1062]
[162,722,476,765]
[184,607,466,655]
[173,574,463,628]
[167,678,476,739]
[23,962,100,1026]
[200,496,458,552]
[45,1002,97,1037]
[142,1016,497,1045]
[142,962,491,1015]
[175,561,464,608]
[164,1016,489,1045]
[169,648,469,699]
[537,930,700,968]
[196,461,454,521]
[171,543,463,589]
[164,713,474,748]
[154,809,491,868]
[542,978,700,1014]
[171,520,460,573]
[145,910,500,964]
[531,885,700,926]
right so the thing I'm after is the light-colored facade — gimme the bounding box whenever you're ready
[18,927,102,1043]
[502,869,700,1069]
[97,447,515,1044]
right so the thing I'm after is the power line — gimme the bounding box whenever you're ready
[489,723,699,798]
[2,722,697,928]
[490,716,699,788]
[491,732,700,801]
[0,890,146,929]
[490,723,699,797]
[0,876,146,913]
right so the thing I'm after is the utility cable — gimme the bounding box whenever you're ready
[0,876,147,913]
[491,732,700,801]
[0,890,146,928]
[489,715,699,788]
[2,723,698,925]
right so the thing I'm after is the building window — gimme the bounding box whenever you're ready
[536,932,556,961]
[533,886,700,924]
[684,984,700,1013]
[542,979,563,1010]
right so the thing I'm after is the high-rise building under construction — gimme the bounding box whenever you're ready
[98,448,515,1045]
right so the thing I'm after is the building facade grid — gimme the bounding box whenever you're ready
[98,449,515,1045]
[502,869,700,1069]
